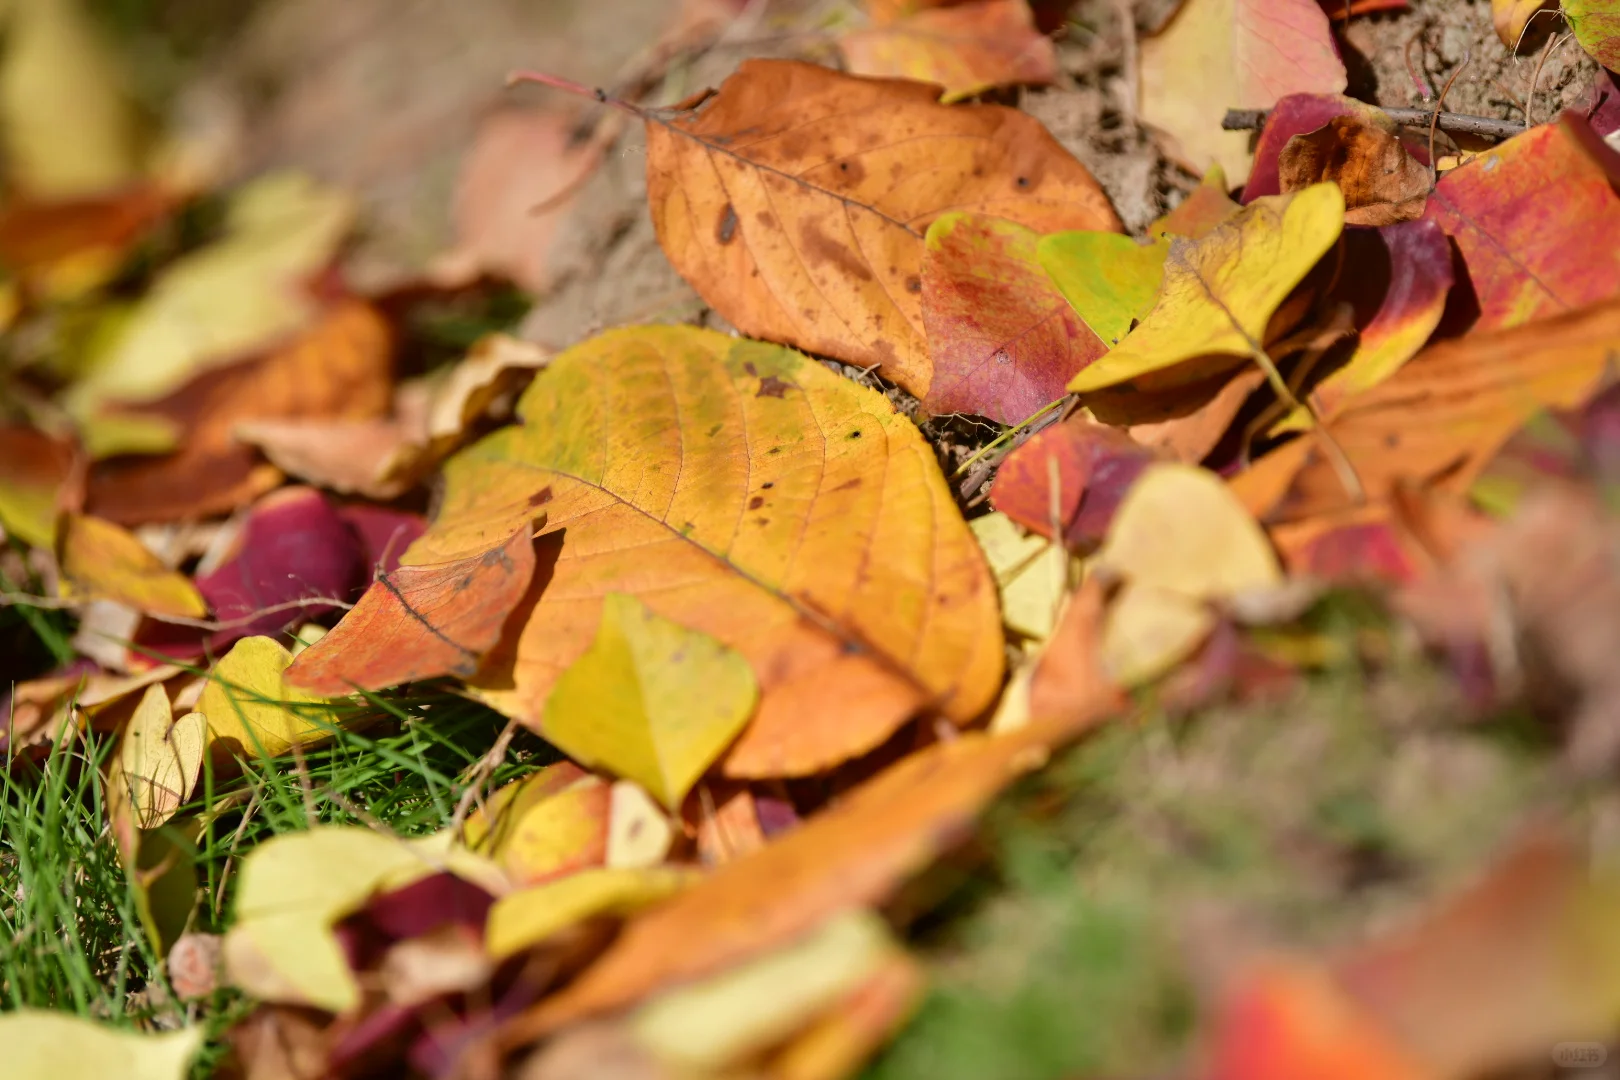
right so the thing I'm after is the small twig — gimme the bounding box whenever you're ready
[506,69,647,118]
[953,396,1068,480]
[1429,48,1472,184]
[1527,33,1575,128]
[450,715,521,839]
[1221,107,1524,141]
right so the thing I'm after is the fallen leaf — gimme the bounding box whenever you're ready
[646,58,1120,396]
[0,1010,202,1080]
[1094,463,1281,683]
[486,866,697,960]
[542,593,758,811]
[838,0,1058,103]
[499,718,1077,1040]
[108,685,205,829]
[1243,94,1425,204]
[464,760,595,856]
[766,949,924,1080]
[85,299,394,524]
[1493,0,1557,46]
[629,909,899,1074]
[1232,299,1620,523]
[1202,959,1434,1080]
[66,172,355,412]
[321,326,1004,779]
[237,333,550,499]
[224,826,501,1013]
[1284,220,1453,426]
[1150,165,1242,240]
[694,783,768,866]
[1564,0,1620,68]
[920,212,1106,423]
[969,510,1070,640]
[285,525,536,695]
[1333,829,1620,1079]
[1037,231,1168,348]
[478,775,673,887]
[1140,0,1346,184]
[56,514,206,618]
[1026,576,1126,725]
[990,417,1161,548]
[1068,184,1345,394]
[0,426,79,547]
[1422,114,1620,334]
[0,663,93,757]
[0,183,173,300]
[199,635,345,761]
[1278,115,1430,226]
[1129,367,1269,464]
[431,108,595,294]
[137,486,369,663]
[0,0,145,199]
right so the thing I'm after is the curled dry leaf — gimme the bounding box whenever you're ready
[1140,0,1346,183]
[1278,116,1429,227]
[316,326,1004,779]
[285,525,537,695]
[838,0,1058,104]
[85,299,394,525]
[646,58,1120,397]
[1243,94,1425,204]
[1068,184,1345,395]
[0,1010,202,1080]
[920,212,1106,424]
[541,593,759,811]
[237,333,550,500]
[1233,298,1620,523]
[499,718,1081,1043]
[1422,114,1620,334]
[56,513,205,618]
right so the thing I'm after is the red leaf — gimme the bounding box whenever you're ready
[989,418,1159,548]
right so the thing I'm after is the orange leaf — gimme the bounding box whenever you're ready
[366,326,1004,779]
[1278,116,1429,227]
[1232,299,1620,523]
[839,0,1058,104]
[499,719,1079,1042]
[920,212,1106,424]
[0,426,79,548]
[86,299,394,525]
[285,525,537,695]
[646,59,1120,397]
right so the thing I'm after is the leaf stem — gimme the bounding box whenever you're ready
[952,397,1068,478]
[506,69,645,118]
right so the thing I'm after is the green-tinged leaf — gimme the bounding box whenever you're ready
[486,866,698,960]
[1038,232,1169,348]
[0,1010,201,1080]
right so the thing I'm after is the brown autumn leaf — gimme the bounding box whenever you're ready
[1231,299,1620,524]
[498,717,1081,1044]
[1277,116,1430,227]
[285,525,538,696]
[85,299,394,525]
[0,425,81,548]
[645,58,1121,398]
[838,0,1059,104]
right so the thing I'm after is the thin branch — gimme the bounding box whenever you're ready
[1429,49,1472,183]
[1222,106,1524,141]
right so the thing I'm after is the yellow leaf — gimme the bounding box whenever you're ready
[968,511,1069,642]
[198,636,342,761]
[382,325,1004,778]
[630,909,897,1073]
[606,780,676,869]
[224,826,501,1012]
[57,514,206,618]
[1068,184,1344,395]
[543,593,758,811]
[109,685,204,830]
[486,866,697,961]
[0,1010,201,1080]
[1100,583,1215,687]
[1037,232,1169,348]
[65,172,354,413]
[0,0,144,199]
[1095,463,1282,600]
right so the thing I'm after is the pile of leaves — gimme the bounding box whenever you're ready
[6,0,1620,1076]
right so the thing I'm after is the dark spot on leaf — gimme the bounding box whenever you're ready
[707,422,722,437]
[528,486,553,508]
[757,375,792,398]
[1385,433,1400,448]
[745,362,758,376]
[849,430,862,439]
[756,211,776,229]
[682,521,696,534]
[833,478,862,491]
[762,482,774,489]
[905,275,922,294]
[1016,176,1030,188]
[798,219,872,281]
[748,495,765,509]
[756,518,770,526]
[837,159,866,184]
[717,203,738,245]
[769,446,782,455]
